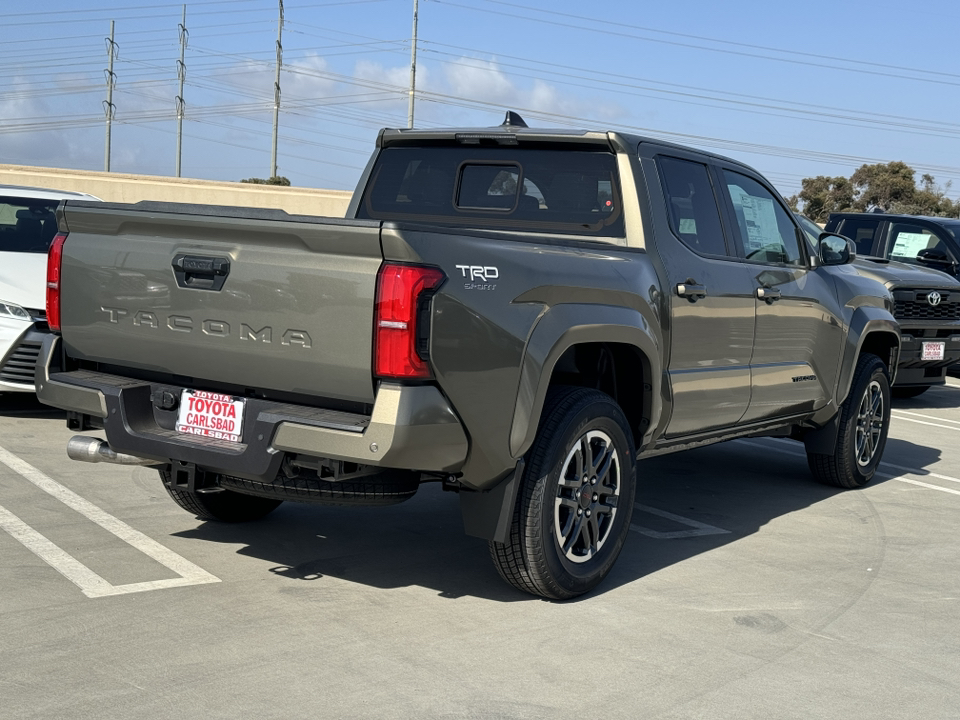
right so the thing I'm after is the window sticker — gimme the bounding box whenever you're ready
[728,184,780,252]
[678,218,697,234]
[890,231,934,259]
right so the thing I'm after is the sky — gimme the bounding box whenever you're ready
[4,0,960,199]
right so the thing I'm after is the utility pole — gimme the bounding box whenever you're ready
[103,20,118,172]
[175,5,187,177]
[270,0,283,179]
[407,0,418,128]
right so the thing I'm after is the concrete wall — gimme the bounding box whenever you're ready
[0,164,353,218]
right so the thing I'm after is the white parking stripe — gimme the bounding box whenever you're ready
[892,410,960,427]
[631,504,730,539]
[0,444,219,598]
[890,415,960,432]
[739,439,960,498]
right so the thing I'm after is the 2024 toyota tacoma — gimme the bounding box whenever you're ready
[36,113,900,599]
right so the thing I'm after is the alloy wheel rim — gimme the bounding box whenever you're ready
[855,379,884,467]
[554,430,620,563]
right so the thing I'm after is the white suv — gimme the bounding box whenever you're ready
[0,185,100,392]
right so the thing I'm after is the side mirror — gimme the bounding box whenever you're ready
[818,232,856,266]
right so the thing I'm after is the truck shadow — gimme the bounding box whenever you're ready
[0,393,65,418]
[173,435,938,603]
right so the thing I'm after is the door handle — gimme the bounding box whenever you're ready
[756,287,782,302]
[172,254,231,291]
[676,282,707,301]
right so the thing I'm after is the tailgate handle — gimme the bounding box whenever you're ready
[172,254,230,291]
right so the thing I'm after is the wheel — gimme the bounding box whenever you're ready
[160,469,283,522]
[489,387,637,600]
[892,385,929,399]
[807,353,891,489]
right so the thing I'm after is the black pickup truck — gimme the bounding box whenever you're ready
[821,212,960,396]
[37,113,900,599]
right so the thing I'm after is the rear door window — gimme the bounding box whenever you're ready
[358,146,624,238]
[0,197,59,253]
[656,156,730,257]
[836,217,882,256]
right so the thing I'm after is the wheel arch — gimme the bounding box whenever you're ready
[838,306,901,406]
[508,304,662,459]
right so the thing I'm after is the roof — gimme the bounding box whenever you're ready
[0,184,101,201]
[828,211,960,227]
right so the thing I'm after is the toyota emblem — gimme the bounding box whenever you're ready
[927,291,943,306]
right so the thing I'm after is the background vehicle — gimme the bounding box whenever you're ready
[0,185,99,393]
[36,116,899,599]
[812,213,960,396]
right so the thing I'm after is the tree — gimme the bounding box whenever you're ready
[790,161,959,220]
[240,176,291,186]
[785,175,854,223]
[849,161,916,212]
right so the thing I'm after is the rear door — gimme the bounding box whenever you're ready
[643,149,755,436]
[716,166,843,421]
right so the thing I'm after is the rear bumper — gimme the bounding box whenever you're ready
[35,335,468,480]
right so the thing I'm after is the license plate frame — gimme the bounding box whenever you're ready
[922,341,946,361]
[175,389,245,442]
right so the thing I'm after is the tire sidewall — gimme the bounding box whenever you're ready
[529,394,637,595]
[841,359,891,485]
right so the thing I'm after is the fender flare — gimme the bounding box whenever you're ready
[837,307,901,405]
[805,307,900,456]
[508,303,662,459]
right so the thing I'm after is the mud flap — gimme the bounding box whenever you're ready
[802,414,841,456]
[459,459,525,544]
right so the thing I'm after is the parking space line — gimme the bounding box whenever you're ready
[0,444,219,598]
[890,414,960,432]
[739,439,960,497]
[892,410,960,428]
[631,504,730,539]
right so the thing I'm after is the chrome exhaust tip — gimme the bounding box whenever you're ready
[66,436,159,467]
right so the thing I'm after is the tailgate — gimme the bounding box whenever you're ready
[59,202,382,404]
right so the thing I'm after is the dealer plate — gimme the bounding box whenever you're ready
[922,341,946,361]
[175,389,245,442]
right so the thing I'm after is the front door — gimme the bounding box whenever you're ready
[718,167,844,422]
[645,152,755,436]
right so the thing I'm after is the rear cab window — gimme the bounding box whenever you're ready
[0,197,59,254]
[835,217,882,256]
[357,145,624,239]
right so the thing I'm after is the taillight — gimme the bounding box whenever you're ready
[46,232,68,332]
[374,263,445,379]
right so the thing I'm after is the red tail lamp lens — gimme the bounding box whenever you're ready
[374,263,445,379]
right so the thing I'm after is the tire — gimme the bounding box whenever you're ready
[892,385,929,399]
[489,387,637,600]
[807,353,891,489]
[218,471,419,507]
[160,469,283,522]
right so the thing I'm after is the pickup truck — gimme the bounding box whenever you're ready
[821,212,960,396]
[36,113,900,599]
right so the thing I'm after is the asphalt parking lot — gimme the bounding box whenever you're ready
[1,384,959,719]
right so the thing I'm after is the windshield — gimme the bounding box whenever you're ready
[794,213,821,251]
